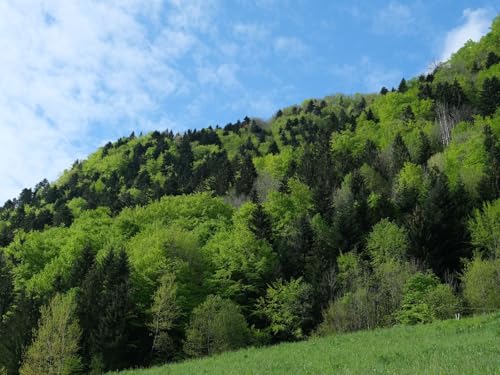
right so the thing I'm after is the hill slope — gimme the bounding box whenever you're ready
[0,14,500,375]
[113,313,500,375]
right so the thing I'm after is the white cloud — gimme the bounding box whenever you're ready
[372,2,415,35]
[233,23,269,40]
[274,36,307,59]
[197,64,241,89]
[0,0,214,203]
[330,57,402,93]
[440,8,492,62]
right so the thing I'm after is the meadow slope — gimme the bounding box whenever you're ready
[113,313,500,375]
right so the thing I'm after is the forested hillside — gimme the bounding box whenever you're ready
[1,15,500,375]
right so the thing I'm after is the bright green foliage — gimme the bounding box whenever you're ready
[148,272,181,358]
[126,225,205,311]
[463,258,500,310]
[398,273,438,324]
[424,284,460,320]
[366,219,409,264]
[19,293,82,375]
[468,198,500,258]
[264,178,313,238]
[437,122,488,195]
[397,272,458,325]
[203,227,276,304]
[3,15,500,374]
[254,148,294,181]
[393,162,427,209]
[336,252,363,293]
[184,295,249,357]
[257,278,312,340]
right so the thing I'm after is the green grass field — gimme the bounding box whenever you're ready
[112,313,500,375]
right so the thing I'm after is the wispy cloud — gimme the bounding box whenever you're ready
[233,23,269,40]
[330,57,402,93]
[440,8,492,62]
[0,0,214,202]
[372,2,415,35]
[273,36,307,59]
[197,64,241,89]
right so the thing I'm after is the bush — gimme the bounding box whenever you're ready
[468,199,500,258]
[316,287,374,335]
[462,258,500,310]
[425,284,459,320]
[184,295,249,357]
[397,272,459,324]
[257,278,312,340]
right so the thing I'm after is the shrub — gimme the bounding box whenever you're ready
[184,295,249,357]
[257,278,312,340]
[462,258,500,310]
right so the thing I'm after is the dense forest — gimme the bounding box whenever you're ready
[1,15,500,375]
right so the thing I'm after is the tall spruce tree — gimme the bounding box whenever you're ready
[390,133,411,178]
[0,253,13,318]
[78,250,139,372]
[235,154,257,196]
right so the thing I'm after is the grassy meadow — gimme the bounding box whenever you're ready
[112,313,500,375]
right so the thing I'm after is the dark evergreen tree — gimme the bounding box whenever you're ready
[33,208,53,230]
[398,78,408,93]
[53,201,73,227]
[234,154,257,196]
[418,83,433,100]
[481,125,500,198]
[405,170,470,276]
[390,133,410,177]
[485,51,500,68]
[78,250,143,372]
[268,140,279,155]
[278,215,314,279]
[212,151,234,195]
[249,203,273,243]
[413,131,432,165]
[175,137,195,194]
[0,252,13,318]
[402,105,415,122]
[380,86,389,95]
[68,245,96,289]
[479,76,500,116]
[365,108,378,122]
[0,292,40,374]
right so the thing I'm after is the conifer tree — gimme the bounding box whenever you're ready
[0,252,13,318]
[235,154,257,196]
[479,76,500,116]
[414,131,431,165]
[78,250,138,372]
[249,203,273,243]
[390,133,411,177]
[398,78,408,93]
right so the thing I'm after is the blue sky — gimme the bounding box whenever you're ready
[0,0,498,202]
